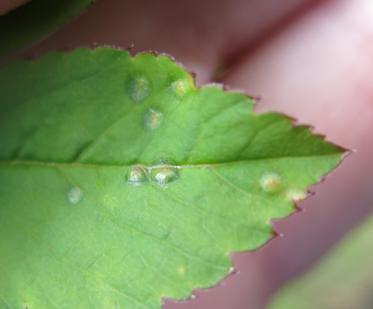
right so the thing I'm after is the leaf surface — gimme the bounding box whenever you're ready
[269,215,373,309]
[0,0,93,58]
[0,48,344,308]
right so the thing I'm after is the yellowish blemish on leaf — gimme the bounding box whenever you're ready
[171,79,189,96]
[260,172,282,193]
[144,108,163,131]
[286,189,307,202]
[177,266,187,275]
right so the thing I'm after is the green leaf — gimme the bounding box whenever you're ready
[269,216,373,309]
[0,0,93,58]
[0,48,344,308]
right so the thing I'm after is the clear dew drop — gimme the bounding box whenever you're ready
[171,79,189,96]
[260,172,282,193]
[144,108,163,131]
[67,186,83,205]
[151,166,179,186]
[130,77,150,102]
[127,165,148,186]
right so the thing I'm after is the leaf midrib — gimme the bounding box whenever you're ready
[0,153,341,170]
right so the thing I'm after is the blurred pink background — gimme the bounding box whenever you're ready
[11,0,373,307]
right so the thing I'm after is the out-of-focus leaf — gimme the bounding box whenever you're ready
[270,215,373,309]
[0,48,344,308]
[0,0,93,58]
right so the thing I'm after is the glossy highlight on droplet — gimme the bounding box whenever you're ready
[67,186,83,205]
[151,166,179,186]
[127,165,148,186]
[130,76,150,102]
[260,172,282,193]
[144,108,163,131]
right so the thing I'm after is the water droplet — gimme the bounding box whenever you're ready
[287,189,306,201]
[171,79,189,96]
[127,165,148,186]
[151,166,179,186]
[130,77,150,102]
[260,172,282,193]
[67,186,83,205]
[144,108,163,131]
